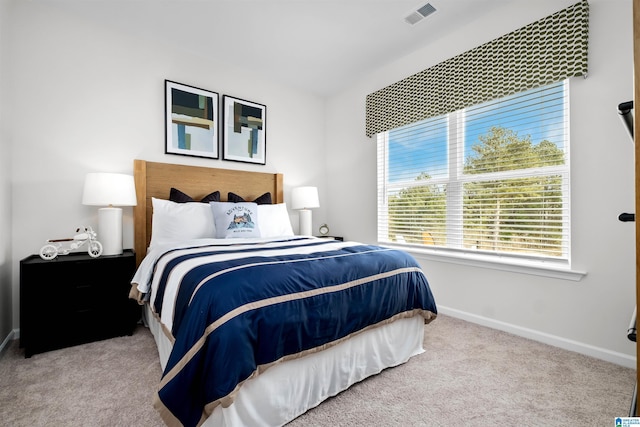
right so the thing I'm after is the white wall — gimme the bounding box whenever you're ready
[0,0,14,348]
[325,1,637,365]
[4,0,637,367]
[5,1,327,330]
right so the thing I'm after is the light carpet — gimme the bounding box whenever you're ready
[0,314,635,426]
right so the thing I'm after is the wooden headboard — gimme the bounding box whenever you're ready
[133,159,284,266]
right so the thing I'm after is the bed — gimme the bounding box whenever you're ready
[130,159,437,427]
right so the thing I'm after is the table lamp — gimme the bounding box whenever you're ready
[82,172,137,256]
[291,186,319,236]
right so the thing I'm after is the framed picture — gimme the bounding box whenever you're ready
[222,95,266,165]
[165,80,219,159]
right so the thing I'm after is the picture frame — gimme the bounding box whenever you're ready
[222,95,266,165]
[165,80,219,159]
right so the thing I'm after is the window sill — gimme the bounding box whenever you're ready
[381,244,586,281]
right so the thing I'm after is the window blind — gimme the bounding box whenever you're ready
[377,80,570,260]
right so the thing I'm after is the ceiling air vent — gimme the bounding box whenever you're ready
[405,3,437,25]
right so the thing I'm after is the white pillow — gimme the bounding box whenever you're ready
[150,197,216,247]
[258,203,294,238]
[210,202,261,239]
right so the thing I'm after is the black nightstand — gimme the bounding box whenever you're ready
[20,249,139,358]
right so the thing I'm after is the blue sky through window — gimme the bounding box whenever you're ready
[387,81,566,183]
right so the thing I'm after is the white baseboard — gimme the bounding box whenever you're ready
[438,306,637,369]
[3,312,635,367]
[0,328,17,355]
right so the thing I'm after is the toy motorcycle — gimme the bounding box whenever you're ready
[39,226,103,260]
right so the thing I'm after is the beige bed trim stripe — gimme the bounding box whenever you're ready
[154,266,432,426]
[148,306,176,345]
[159,266,421,389]
[202,309,436,420]
[186,247,397,307]
[155,308,436,427]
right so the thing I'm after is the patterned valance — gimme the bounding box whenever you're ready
[365,0,589,137]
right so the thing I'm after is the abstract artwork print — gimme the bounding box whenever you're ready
[222,95,266,165]
[165,80,219,159]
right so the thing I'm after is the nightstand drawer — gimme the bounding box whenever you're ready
[20,250,139,357]
[73,282,100,310]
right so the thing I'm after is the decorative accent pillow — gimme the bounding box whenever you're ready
[150,197,216,247]
[258,203,294,237]
[210,202,261,238]
[170,188,220,203]
[227,192,272,205]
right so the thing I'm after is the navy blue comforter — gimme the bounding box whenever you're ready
[149,238,437,427]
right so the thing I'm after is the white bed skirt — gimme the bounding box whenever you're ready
[144,304,426,427]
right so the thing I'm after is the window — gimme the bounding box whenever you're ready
[377,80,569,262]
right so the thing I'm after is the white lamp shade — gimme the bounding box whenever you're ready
[291,186,319,210]
[82,173,137,207]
